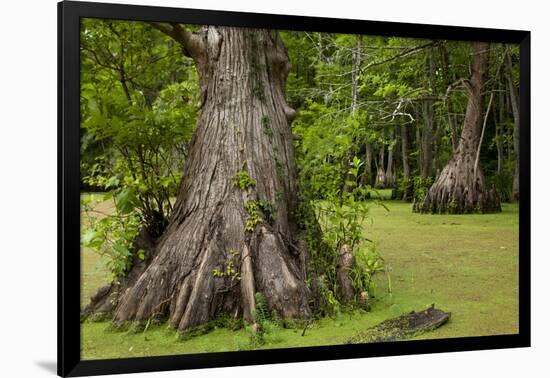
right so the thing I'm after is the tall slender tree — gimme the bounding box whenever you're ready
[505,48,520,201]
[415,42,500,213]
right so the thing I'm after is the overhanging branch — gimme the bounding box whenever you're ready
[149,22,204,60]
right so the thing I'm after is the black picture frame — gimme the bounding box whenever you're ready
[58,1,531,376]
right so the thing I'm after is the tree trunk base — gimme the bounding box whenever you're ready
[81,227,157,320]
[82,207,312,333]
[414,154,501,214]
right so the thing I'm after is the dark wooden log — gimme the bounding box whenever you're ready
[347,305,450,343]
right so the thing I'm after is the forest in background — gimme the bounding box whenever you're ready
[79,19,520,353]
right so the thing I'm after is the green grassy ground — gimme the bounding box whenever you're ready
[80,195,519,360]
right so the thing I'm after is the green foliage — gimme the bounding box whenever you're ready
[315,276,341,317]
[245,200,263,232]
[297,152,386,311]
[262,115,273,138]
[397,177,414,202]
[211,315,244,331]
[212,249,241,281]
[80,18,199,264]
[490,172,513,202]
[253,292,269,324]
[253,82,265,101]
[350,243,385,299]
[257,200,275,223]
[244,199,275,232]
[318,157,372,251]
[81,194,142,280]
[231,170,256,191]
[79,19,201,282]
[412,176,434,204]
[241,292,282,349]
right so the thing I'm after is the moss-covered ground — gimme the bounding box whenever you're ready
[80,194,518,360]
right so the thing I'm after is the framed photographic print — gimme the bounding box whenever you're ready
[58,0,531,376]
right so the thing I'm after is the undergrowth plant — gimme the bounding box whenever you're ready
[237,292,282,349]
[81,193,143,281]
[297,155,387,314]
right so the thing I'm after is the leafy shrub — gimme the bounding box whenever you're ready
[397,177,414,202]
[237,292,283,349]
[490,172,513,202]
[350,243,385,300]
[81,193,143,280]
[303,157,386,311]
[412,176,434,206]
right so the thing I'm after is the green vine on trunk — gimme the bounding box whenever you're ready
[212,249,241,281]
[232,170,256,191]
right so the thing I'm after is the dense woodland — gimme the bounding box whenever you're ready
[80,19,520,337]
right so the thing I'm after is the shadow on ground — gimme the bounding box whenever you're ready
[35,361,56,374]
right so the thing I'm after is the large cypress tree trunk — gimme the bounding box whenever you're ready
[84,26,311,331]
[415,42,500,214]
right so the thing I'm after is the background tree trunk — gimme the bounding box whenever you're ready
[415,42,500,214]
[400,125,413,200]
[506,48,520,201]
[375,144,386,188]
[336,244,355,304]
[385,129,395,187]
[441,44,460,151]
[401,125,410,180]
[421,98,434,178]
[84,26,311,331]
[415,122,422,174]
[420,48,436,179]
[343,35,363,193]
[496,77,505,175]
[363,142,373,186]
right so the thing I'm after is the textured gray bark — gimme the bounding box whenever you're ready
[400,125,410,179]
[336,244,355,304]
[84,26,311,331]
[420,48,436,179]
[415,124,422,173]
[415,42,500,214]
[375,144,386,188]
[421,99,434,178]
[506,49,520,201]
[385,134,395,187]
[350,36,361,119]
[363,142,373,186]
[496,79,505,175]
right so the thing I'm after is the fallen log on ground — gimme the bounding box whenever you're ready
[347,305,450,343]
